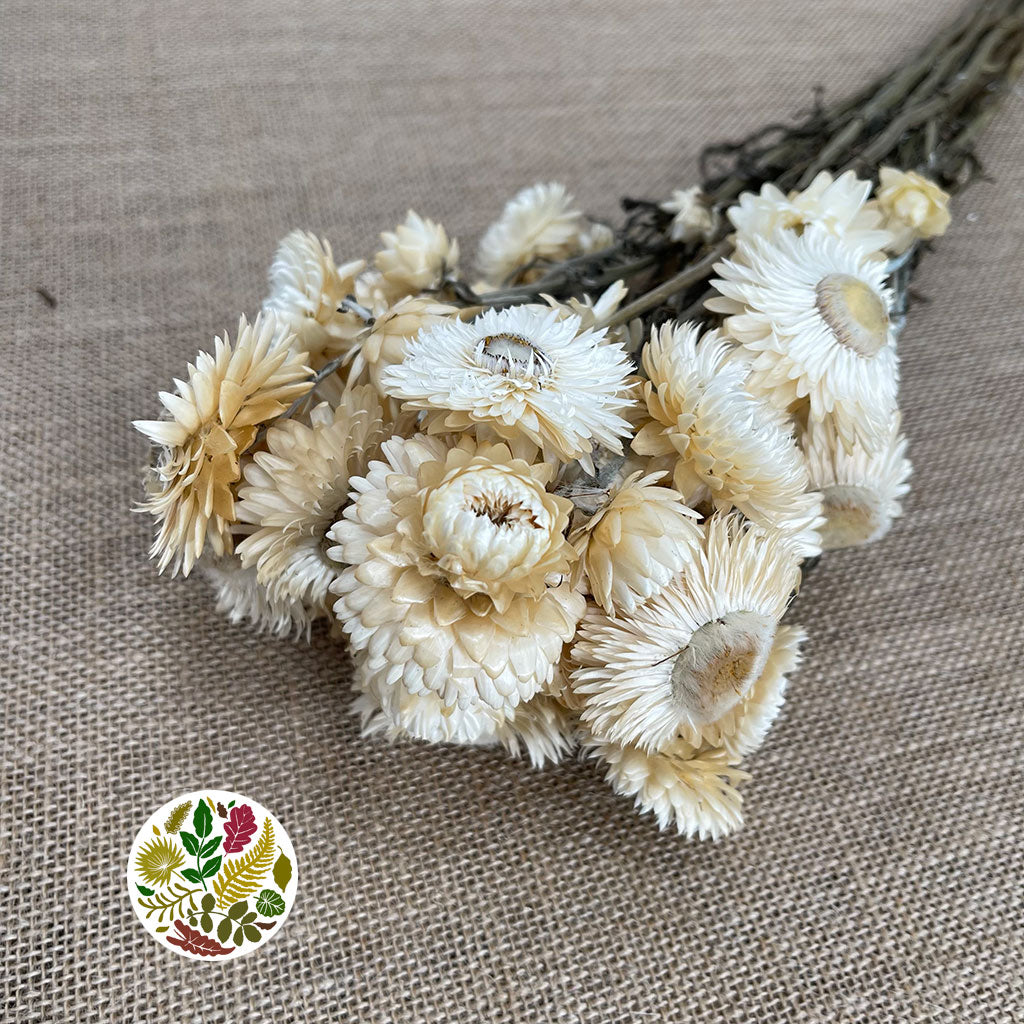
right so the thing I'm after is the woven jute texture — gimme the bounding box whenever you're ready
[2,1,1022,1021]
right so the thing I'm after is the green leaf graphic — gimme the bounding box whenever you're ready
[242,925,262,943]
[201,855,223,879]
[181,868,203,884]
[199,836,222,858]
[217,917,232,943]
[272,851,292,892]
[201,893,215,912]
[228,900,249,921]
[255,889,286,917]
[200,913,213,933]
[136,883,155,897]
[180,831,199,856]
[193,801,213,839]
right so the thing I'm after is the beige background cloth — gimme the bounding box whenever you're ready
[2,1,1022,1021]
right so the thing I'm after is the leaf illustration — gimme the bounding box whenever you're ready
[272,851,292,891]
[193,801,213,839]
[255,889,286,917]
[136,883,200,923]
[205,797,215,811]
[222,805,257,853]
[135,836,186,887]
[201,893,215,912]
[180,831,199,856]
[253,921,276,931]
[136,883,155,897]
[199,836,222,858]
[217,917,232,943]
[163,800,192,834]
[243,925,262,943]
[213,817,275,909]
[227,900,249,920]
[166,919,234,957]
[200,855,222,879]
[155,926,169,933]
[181,868,203,884]
[216,801,228,818]
[152,825,160,836]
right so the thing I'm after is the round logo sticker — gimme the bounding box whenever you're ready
[127,790,297,960]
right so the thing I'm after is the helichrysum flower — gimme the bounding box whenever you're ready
[660,186,719,244]
[802,414,911,550]
[235,385,386,616]
[632,322,823,557]
[872,167,951,253]
[380,304,635,472]
[135,835,186,887]
[355,296,459,399]
[477,182,584,285]
[708,227,899,453]
[204,557,313,638]
[262,229,367,365]
[355,657,575,768]
[584,733,748,840]
[570,515,801,754]
[374,210,459,300]
[329,434,584,712]
[727,170,893,255]
[134,314,313,576]
[570,471,703,616]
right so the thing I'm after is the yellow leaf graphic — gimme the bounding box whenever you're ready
[212,817,275,908]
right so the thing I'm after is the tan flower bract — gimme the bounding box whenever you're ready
[374,210,459,300]
[873,167,952,253]
[133,314,313,577]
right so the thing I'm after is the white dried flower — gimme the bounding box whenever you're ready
[632,322,823,557]
[477,182,583,284]
[133,314,313,576]
[380,304,635,472]
[803,414,911,550]
[727,170,893,255]
[585,734,748,840]
[262,230,367,365]
[570,471,702,616]
[708,227,899,453]
[872,167,952,253]
[204,557,313,639]
[660,186,719,244]
[374,210,459,299]
[329,434,584,713]
[235,385,385,616]
[577,219,615,253]
[570,515,800,754]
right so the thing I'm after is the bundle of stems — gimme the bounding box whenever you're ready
[448,0,1023,330]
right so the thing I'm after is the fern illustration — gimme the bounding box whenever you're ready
[213,817,275,908]
[163,800,192,834]
[136,882,201,923]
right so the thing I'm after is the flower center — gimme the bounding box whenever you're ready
[670,610,776,724]
[815,273,889,357]
[468,495,540,529]
[821,483,882,549]
[478,333,551,377]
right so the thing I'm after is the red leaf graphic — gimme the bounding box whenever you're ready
[222,804,257,853]
[166,920,235,957]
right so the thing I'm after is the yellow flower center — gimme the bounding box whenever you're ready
[821,484,882,549]
[815,273,889,357]
[478,333,551,377]
[670,610,775,724]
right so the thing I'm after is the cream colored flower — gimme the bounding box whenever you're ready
[355,296,460,398]
[354,657,575,768]
[660,186,719,244]
[477,182,584,285]
[570,471,702,615]
[374,210,459,299]
[632,322,823,557]
[708,227,899,453]
[803,414,911,550]
[329,434,584,712]
[873,167,951,253]
[543,280,628,332]
[134,314,313,576]
[727,170,893,255]
[577,219,615,253]
[235,386,385,616]
[204,557,313,638]
[570,515,800,754]
[380,304,634,471]
[585,733,748,840]
[262,230,367,365]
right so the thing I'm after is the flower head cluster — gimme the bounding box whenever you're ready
[136,167,933,839]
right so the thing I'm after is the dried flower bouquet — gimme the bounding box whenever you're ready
[134,0,1024,838]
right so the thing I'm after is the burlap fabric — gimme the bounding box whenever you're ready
[2,1,1022,1020]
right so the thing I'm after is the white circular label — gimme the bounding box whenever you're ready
[126,790,298,961]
